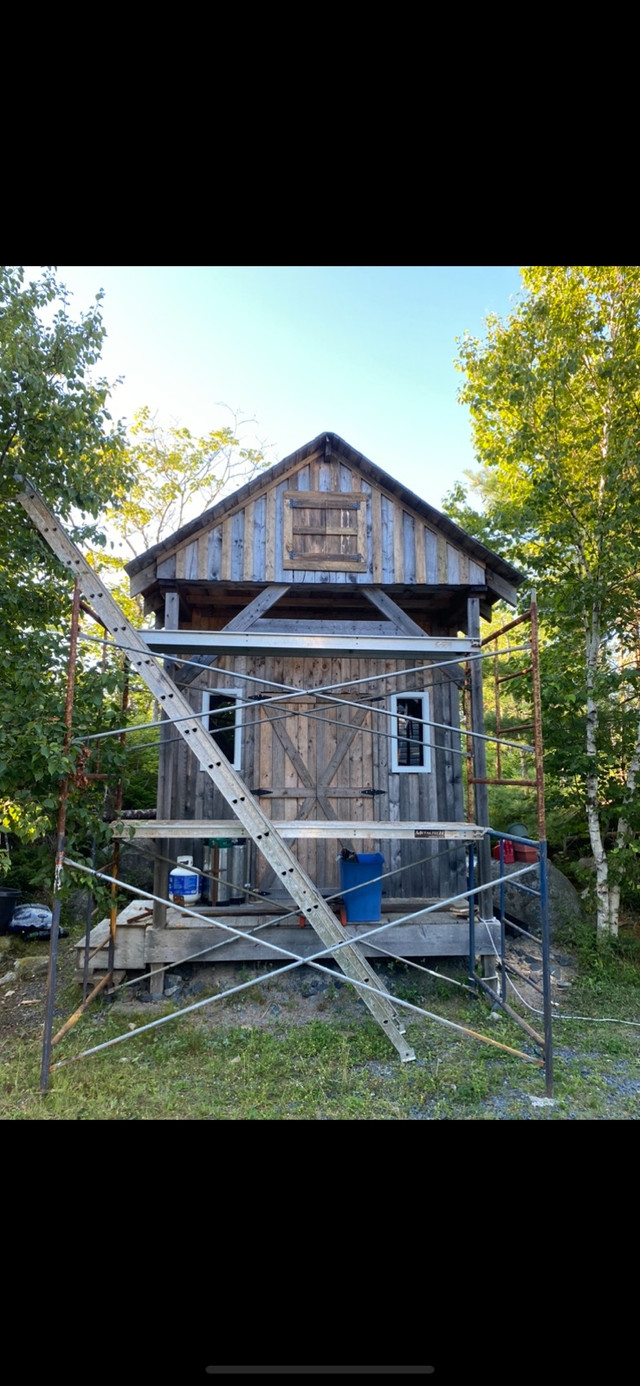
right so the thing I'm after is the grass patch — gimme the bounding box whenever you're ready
[1,915,638,1119]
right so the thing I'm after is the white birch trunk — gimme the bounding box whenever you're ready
[584,606,615,934]
[610,715,640,933]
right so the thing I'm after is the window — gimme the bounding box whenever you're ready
[390,692,431,773]
[201,690,243,769]
[283,490,367,571]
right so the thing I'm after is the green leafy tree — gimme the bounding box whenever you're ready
[0,266,134,889]
[451,266,640,935]
[86,404,269,620]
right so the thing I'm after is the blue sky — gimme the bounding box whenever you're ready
[49,265,524,508]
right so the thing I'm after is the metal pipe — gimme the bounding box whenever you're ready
[474,975,545,1046]
[50,946,544,1074]
[51,970,113,1046]
[529,591,553,1097]
[40,579,81,1093]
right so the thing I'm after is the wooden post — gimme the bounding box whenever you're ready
[467,597,495,994]
[151,590,180,995]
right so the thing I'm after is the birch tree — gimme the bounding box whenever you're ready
[455,266,640,936]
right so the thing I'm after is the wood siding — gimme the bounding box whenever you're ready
[160,655,465,901]
[149,455,485,589]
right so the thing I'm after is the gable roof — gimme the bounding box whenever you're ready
[125,430,524,589]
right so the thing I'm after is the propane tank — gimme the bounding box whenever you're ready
[168,855,201,905]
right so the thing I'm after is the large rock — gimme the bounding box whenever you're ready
[490,858,583,939]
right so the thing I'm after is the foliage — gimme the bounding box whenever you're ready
[104,403,269,562]
[448,266,640,933]
[0,267,134,888]
[0,269,270,894]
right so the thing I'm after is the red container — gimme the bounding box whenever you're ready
[514,844,538,862]
[492,841,515,863]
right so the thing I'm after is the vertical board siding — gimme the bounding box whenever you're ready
[425,528,439,582]
[160,648,466,904]
[153,474,483,593]
[371,488,382,582]
[185,540,199,580]
[243,503,255,581]
[157,555,176,579]
[253,495,266,579]
[207,526,223,579]
[403,511,416,585]
[265,489,276,580]
[381,496,395,582]
[415,524,427,585]
[230,510,244,581]
[393,508,405,584]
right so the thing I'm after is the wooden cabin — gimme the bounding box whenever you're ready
[77,432,524,989]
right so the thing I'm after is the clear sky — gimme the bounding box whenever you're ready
[47,265,524,508]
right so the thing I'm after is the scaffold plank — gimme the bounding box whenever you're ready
[112,818,487,841]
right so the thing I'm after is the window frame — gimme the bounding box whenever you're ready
[200,688,244,770]
[390,691,431,773]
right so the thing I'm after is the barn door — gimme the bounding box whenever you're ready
[250,696,378,893]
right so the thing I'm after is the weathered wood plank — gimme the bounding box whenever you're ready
[403,512,416,584]
[437,534,448,583]
[185,540,199,580]
[157,555,177,580]
[253,494,266,580]
[371,488,382,582]
[425,529,438,583]
[221,516,232,580]
[230,510,244,581]
[362,587,425,636]
[143,918,500,963]
[393,507,405,583]
[242,502,255,581]
[415,525,427,585]
[113,819,486,840]
[222,584,288,632]
[446,544,460,583]
[129,559,158,597]
[486,571,519,606]
[207,526,223,579]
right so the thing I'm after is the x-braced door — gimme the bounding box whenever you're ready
[250,694,380,893]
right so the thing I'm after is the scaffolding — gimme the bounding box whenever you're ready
[16,481,553,1097]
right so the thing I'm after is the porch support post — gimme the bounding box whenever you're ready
[467,597,495,995]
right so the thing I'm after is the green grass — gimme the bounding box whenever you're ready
[1,920,639,1119]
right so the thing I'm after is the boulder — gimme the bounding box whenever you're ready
[490,858,583,939]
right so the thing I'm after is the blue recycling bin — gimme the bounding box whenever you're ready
[339,852,384,922]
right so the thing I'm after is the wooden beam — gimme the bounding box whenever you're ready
[486,571,518,607]
[129,559,158,597]
[143,918,501,964]
[222,584,288,632]
[361,586,426,636]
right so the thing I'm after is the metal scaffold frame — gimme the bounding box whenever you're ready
[16,480,553,1097]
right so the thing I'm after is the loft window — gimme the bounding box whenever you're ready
[201,689,243,769]
[283,490,367,571]
[390,692,431,773]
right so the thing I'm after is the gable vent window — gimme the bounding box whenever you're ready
[283,490,367,571]
[390,693,431,773]
[200,690,243,769]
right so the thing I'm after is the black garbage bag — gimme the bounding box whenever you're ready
[8,905,68,941]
